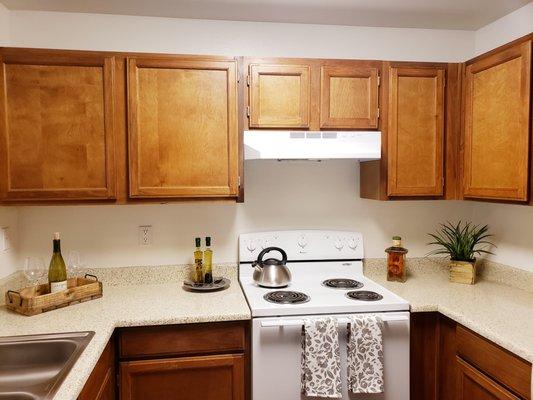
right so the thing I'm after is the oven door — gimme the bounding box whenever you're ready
[252,311,410,400]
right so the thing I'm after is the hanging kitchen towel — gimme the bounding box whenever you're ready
[301,317,342,398]
[347,315,385,394]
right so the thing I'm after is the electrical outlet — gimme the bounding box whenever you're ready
[138,225,153,246]
[1,227,11,252]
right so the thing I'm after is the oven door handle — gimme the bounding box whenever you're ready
[260,315,408,328]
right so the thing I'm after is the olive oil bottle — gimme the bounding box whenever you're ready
[48,232,68,293]
[194,237,204,283]
[204,237,213,284]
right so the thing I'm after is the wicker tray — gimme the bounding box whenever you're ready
[5,274,103,316]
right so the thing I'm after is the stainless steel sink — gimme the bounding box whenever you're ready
[0,331,94,400]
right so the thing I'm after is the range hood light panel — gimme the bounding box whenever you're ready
[243,130,381,161]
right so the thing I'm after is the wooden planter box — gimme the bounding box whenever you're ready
[449,260,477,284]
[5,275,103,316]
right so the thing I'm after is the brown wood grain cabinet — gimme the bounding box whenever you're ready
[127,57,239,198]
[387,66,445,196]
[78,336,116,400]
[360,62,456,200]
[411,312,532,400]
[245,58,381,131]
[462,40,532,202]
[118,321,249,400]
[120,354,245,400]
[0,49,117,202]
[457,357,522,400]
[248,63,311,128]
[319,64,379,129]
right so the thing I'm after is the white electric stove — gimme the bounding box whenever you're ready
[239,230,410,400]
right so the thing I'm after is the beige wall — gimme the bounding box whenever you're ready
[0,208,18,278]
[16,161,473,270]
[474,2,533,55]
[0,3,9,45]
[7,10,474,61]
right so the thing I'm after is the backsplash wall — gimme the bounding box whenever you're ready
[15,161,473,270]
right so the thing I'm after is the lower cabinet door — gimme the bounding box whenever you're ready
[457,357,521,400]
[120,354,245,400]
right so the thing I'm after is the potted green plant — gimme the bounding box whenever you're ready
[427,221,494,284]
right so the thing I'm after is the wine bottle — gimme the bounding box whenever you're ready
[48,232,68,293]
[194,237,204,284]
[204,236,213,284]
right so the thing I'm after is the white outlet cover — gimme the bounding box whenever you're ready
[1,227,11,252]
[138,225,153,246]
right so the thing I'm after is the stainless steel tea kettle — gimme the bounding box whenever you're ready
[252,247,292,288]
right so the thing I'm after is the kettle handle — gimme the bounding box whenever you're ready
[256,246,288,265]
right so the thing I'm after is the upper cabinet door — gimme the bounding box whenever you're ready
[387,66,445,196]
[128,57,238,198]
[320,65,379,129]
[463,41,531,201]
[0,51,117,201]
[248,64,311,128]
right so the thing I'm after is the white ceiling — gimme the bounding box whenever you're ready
[1,0,531,30]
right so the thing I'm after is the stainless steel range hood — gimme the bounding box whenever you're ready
[244,130,381,161]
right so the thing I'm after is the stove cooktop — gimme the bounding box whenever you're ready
[238,230,410,317]
[239,261,409,317]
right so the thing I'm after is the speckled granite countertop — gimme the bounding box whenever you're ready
[0,265,251,400]
[365,258,533,364]
[1,260,532,400]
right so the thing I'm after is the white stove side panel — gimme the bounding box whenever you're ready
[239,230,364,262]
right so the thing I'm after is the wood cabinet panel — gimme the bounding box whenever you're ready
[78,336,115,400]
[248,64,310,128]
[457,325,532,399]
[0,50,117,201]
[410,312,439,400]
[319,65,379,129]
[457,357,521,400]
[387,66,445,196]
[119,322,246,359]
[127,57,238,198]
[120,354,245,400]
[463,41,531,201]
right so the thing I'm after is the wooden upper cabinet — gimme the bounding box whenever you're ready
[248,64,311,128]
[0,50,117,201]
[127,57,238,198]
[463,41,532,201]
[387,66,445,196]
[320,65,379,129]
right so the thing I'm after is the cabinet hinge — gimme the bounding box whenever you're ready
[377,75,381,87]
[377,108,380,118]
[246,74,250,86]
[238,176,241,187]
[246,106,250,117]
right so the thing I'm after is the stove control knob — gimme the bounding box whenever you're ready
[334,238,344,251]
[297,236,308,248]
[246,241,256,252]
[348,238,358,250]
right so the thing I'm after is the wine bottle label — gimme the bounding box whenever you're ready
[50,280,67,293]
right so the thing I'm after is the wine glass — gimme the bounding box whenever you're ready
[67,250,82,278]
[23,257,46,287]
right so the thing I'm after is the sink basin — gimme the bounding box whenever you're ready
[0,331,94,400]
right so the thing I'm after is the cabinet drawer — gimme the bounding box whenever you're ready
[457,325,531,399]
[119,321,246,359]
